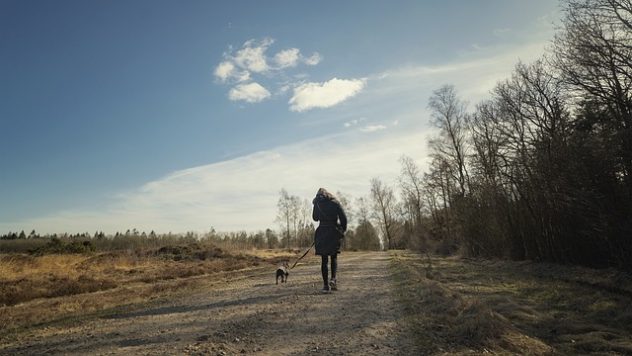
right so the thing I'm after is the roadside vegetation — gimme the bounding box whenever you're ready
[391,251,632,355]
[0,241,298,335]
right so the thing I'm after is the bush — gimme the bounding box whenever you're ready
[30,238,95,255]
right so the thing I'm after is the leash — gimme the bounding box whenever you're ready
[290,241,315,269]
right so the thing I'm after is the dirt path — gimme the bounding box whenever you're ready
[1,252,415,355]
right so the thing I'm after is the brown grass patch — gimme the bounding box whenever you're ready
[0,275,117,307]
[0,245,299,336]
[391,251,632,355]
[391,254,542,354]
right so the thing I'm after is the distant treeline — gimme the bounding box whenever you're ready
[0,229,283,254]
[0,225,380,255]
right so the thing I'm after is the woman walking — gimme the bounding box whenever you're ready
[312,188,347,293]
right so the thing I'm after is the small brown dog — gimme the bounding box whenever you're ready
[276,262,289,284]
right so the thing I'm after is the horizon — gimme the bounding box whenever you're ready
[0,0,561,234]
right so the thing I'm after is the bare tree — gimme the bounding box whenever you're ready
[297,198,314,247]
[428,85,471,196]
[370,178,397,249]
[289,195,301,246]
[276,189,292,248]
[554,0,632,194]
[398,155,426,248]
[335,191,353,228]
[355,196,371,223]
[347,195,381,250]
[399,156,424,212]
[423,156,456,242]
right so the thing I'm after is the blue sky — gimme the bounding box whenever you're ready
[0,0,561,234]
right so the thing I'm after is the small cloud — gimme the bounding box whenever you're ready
[228,82,271,103]
[277,84,291,95]
[234,70,251,82]
[360,125,387,133]
[304,52,322,66]
[234,38,274,73]
[293,73,310,80]
[343,117,366,128]
[214,61,235,82]
[274,48,300,68]
[289,77,366,112]
[493,28,511,37]
[214,60,250,83]
[392,120,399,126]
[214,38,325,104]
[344,119,358,128]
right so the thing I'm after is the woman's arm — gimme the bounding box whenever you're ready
[312,203,320,221]
[337,204,347,232]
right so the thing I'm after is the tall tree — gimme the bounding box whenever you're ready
[370,178,397,249]
[428,85,471,196]
[554,0,632,196]
[276,189,293,248]
[353,219,381,251]
[398,155,425,244]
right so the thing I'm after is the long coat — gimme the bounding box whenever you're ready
[312,196,347,256]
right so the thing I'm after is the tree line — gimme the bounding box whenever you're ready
[414,0,632,270]
[0,228,284,253]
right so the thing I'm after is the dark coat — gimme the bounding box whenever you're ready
[312,195,347,256]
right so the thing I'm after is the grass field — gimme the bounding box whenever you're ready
[0,244,298,334]
[391,251,632,355]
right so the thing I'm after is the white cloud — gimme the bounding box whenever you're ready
[274,48,300,68]
[344,119,358,128]
[228,82,271,103]
[235,71,251,82]
[360,124,387,133]
[371,40,553,106]
[233,38,274,73]
[289,78,367,112]
[213,60,251,83]
[343,117,367,128]
[214,61,235,82]
[493,28,511,37]
[276,83,292,96]
[0,124,430,234]
[304,52,322,65]
[214,38,324,104]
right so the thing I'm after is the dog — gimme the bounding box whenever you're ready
[276,261,289,285]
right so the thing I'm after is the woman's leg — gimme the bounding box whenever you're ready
[321,255,329,287]
[330,254,337,280]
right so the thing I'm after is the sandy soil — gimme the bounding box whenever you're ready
[0,252,416,355]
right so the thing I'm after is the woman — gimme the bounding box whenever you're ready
[312,188,347,293]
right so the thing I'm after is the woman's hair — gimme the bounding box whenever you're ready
[316,187,336,201]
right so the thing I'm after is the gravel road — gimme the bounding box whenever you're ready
[1,251,415,355]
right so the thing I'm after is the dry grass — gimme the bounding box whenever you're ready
[391,251,632,355]
[0,245,298,335]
